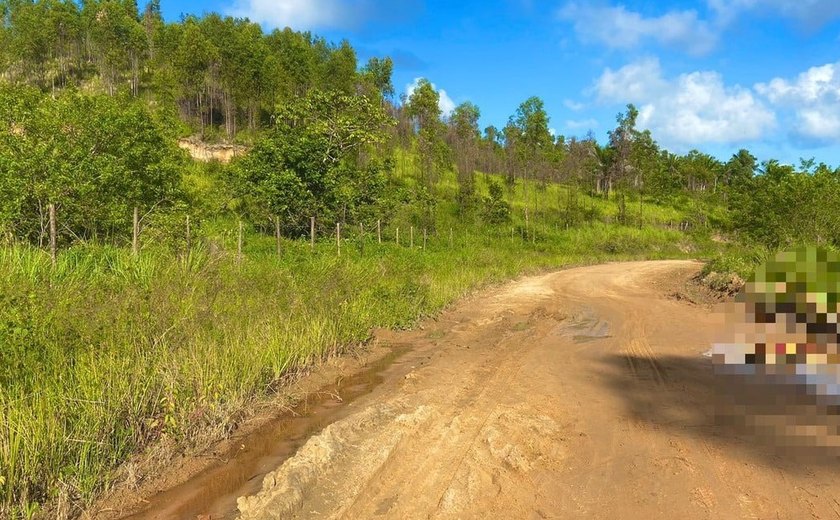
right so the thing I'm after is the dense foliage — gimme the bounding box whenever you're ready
[228,90,393,233]
[0,0,383,138]
[0,85,184,244]
[3,1,840,254]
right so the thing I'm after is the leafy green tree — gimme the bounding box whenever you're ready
[679,150,721,193]
[513,97,553,158]
[229,90,393,233]
[265,27,317,99]
[142,0,162,59]
[605,103,639,196]
[406,78,449,192]
[5,0,82,87]
[173,18,217,130]
[362,56,394,99]
[512,96,553,186]
[502,120,522,187]
[323,40,357,95]
[85,0,148,95]
[648,151,684,200]
[448,101,481,210]
[0,85,185,244]
[722,149,756,194]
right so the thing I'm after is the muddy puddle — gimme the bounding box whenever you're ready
[123,345,410,520]
[553,311,611,343]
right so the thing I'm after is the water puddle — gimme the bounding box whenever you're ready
[572,319,611,343]
[123,345,409,520]
[553,312,611,343]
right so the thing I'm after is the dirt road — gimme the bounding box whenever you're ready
[228,260,840,519]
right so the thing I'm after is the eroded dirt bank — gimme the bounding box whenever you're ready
[235,260,840,519]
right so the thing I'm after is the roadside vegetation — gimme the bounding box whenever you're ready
[1,1,839,517]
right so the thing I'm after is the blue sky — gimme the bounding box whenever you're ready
[161,0,840,165]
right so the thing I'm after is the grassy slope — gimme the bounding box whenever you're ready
[0,156,722,518]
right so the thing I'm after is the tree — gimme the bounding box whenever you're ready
[173,18,217,131]
[323,39,357,95]
[512,96,553,184]
[679,150,721,193]
[448,101,481,210]
[85,0,148,96]
[513,96,553,157]
[722,149,756,195]
[502,120,522,187]
[229,90,393,233]
[479,125,504,176]
[604,103,639,197]
[362,56,394,99]
[0,85,185,245]
[508,96,553,226]
[406,78,449,191]
[560,135,600,225]
[142,0,162,60]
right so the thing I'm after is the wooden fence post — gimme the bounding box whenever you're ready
[185,215,191,265]
[310,216,315,250]
[49,203,56,267]
[423,228,427,250]
[132,207,139,257]
[396,227,400,246]
[410,226,414,248]
[275,216,281,258]
[237,220,243,264]
[524,207,529,240]
[377,219,382,244]
[336,222,341,257]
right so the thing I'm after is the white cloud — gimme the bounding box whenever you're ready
[756,62,840,142]
[565,118,598,131]
[557,3,718,55]
[756,63,840,104]
[438,89,456,117]
[594,58,776,148]
[593,58,668,102]
[558,1,840,56]
[797,110,840,140]
[709,0,840,28]
[564,99,586,111]
[405,78,457,117]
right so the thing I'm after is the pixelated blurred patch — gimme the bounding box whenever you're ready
[741,246,840,315]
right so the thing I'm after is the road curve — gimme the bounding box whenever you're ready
[237,260,840,519]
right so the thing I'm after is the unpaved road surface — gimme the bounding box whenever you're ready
[237,261,840,519]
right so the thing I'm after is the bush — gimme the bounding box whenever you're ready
[481,180,511,224]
